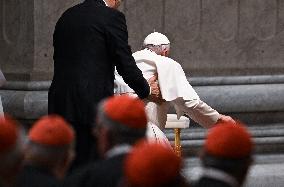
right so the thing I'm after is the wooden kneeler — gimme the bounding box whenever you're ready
[165,114,190,157]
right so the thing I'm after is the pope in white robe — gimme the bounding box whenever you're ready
[114,32,234,146]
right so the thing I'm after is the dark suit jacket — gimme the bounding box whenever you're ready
[64,154,126,187]
[48,0,150,124]
[193,177,233,187]
[15,165,62,187]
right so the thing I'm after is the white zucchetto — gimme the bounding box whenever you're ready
[143,32,170,46]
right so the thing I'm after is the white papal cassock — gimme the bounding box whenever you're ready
[114,49,220,146]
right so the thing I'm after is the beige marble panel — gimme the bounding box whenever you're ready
[164,0,201,74]
[0,0,34,79]
[143,0,284,76]
[0,0,81,81]
[124,0,164,52]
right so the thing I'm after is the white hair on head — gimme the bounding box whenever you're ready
[144,44,170,55]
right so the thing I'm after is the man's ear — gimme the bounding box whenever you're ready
[165,49,170,56]
[55,148,75,180]
[96,126,112,158]
[101,127,110,140]
[161,49,169,57]
[93,126,110,142]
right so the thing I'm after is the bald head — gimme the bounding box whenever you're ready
[105,0,123,9]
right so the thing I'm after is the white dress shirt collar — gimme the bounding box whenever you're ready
[105,144,132,158]
[102,0,108,6]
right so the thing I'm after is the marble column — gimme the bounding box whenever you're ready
[0,0,80,123]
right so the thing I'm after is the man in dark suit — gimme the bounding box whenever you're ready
[48,0,160,168]
[64,95,148,187]
[193,121,253,187]
[15,115,75,187]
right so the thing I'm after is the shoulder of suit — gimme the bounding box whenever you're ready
[100,5,125,17]
[102,9,125,27]
[79,1,125,19]
[58,3,81,20]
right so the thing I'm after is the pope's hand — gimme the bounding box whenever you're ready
[218,114,236,125]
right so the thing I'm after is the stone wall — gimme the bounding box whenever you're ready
[1,0,283,80]
[0,0,81,122]
[0,0,80,81]
[124,0,284,76]
[0,0,283,124]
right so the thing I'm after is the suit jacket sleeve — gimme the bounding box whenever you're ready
[105,10,150,99]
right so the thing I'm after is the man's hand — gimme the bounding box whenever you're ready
[147,74,164,104]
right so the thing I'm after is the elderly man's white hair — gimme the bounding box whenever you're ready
[143,32,170,55]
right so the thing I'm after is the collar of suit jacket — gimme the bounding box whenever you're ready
[201,167,239,187]
[85,0,106,6]
[102,0,108,6]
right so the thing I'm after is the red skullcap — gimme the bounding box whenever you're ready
[103,95,147,129]
[125,141,182,187]
[29,115,75,147]
[205,121,253,159]
[0,115,19,153]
